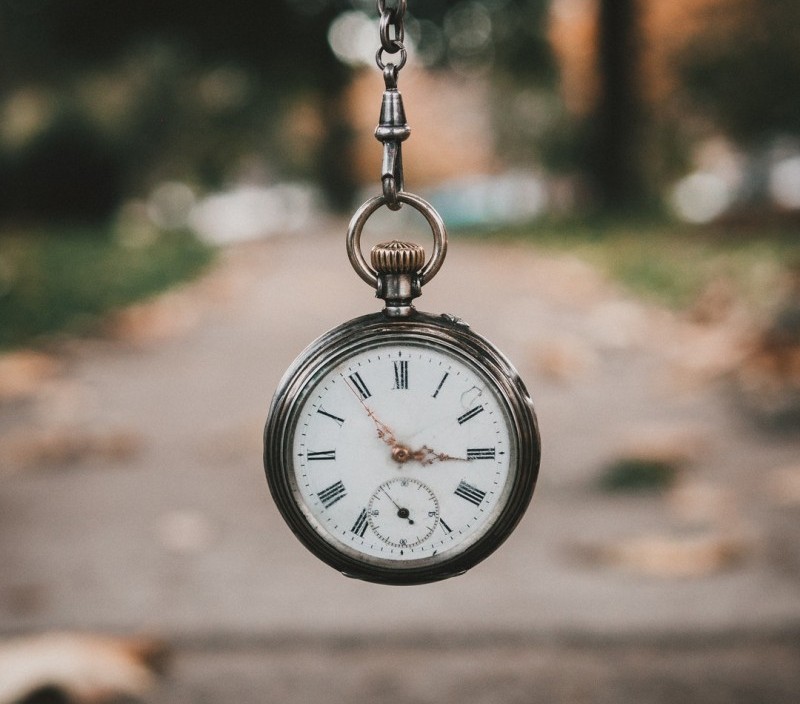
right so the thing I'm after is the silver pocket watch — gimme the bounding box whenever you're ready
[263,1,540,585]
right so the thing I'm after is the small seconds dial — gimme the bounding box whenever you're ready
[368,477,440,548]
[290,341,515,563]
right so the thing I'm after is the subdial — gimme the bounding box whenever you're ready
[367,477,440,549]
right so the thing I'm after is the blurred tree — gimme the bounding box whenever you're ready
[0,114,124,224]
[587,0,647,213]
[414,0,562,172]
[0,0,355,222]
[4,0,656,222]
[0,1,345,89]
[678,0,800,147]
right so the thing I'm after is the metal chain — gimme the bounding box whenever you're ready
[375,0,408,73]
[374,0,410,210]
[346,0,450,289]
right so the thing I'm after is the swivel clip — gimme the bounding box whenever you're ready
[374,66,410,211]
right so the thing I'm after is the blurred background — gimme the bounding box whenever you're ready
[0,1,799,702]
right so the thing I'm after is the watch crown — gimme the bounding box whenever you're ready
[371,240,425,275]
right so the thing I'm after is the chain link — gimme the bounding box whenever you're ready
[376,0,407,71]
[375,0,410,209]
[379,7,404,52]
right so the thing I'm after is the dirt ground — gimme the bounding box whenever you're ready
[145,634,800,704]
[1,229,798,703]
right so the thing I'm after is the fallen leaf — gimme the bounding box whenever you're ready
[105,290,202,346]
[667,479,739,527]
[0,633,168,704]
[581,531,749,578]
[615,424,710,468]
[531,335,598,383]
[765,465,800,507]
[0,351,61,402]
[0,427,141,474]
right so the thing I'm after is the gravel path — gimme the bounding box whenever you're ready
[1,230,798,701]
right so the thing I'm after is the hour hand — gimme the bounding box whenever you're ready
[408,445,466,466]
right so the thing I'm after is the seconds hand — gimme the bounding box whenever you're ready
[382,488,414,525]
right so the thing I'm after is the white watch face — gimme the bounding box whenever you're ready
[289,341,515,565]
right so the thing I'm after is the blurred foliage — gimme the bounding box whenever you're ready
[0,0,559,225]
[0,0,350,223]
[0,228,213,349]
[0,0,797,225]
[598,457,679,492]
[588,0,647,212]
[677,0,800,147]
[0,1,344,87]
[461,219,800,311]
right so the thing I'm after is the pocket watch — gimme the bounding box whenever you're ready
[264,6,539,585]
[264,193,540,585]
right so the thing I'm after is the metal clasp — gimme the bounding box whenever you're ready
[374,66,410,211]
[346,191,448,295]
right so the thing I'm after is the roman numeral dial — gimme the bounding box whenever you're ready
[290,342,515,564]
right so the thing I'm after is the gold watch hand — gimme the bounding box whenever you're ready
[409,445,467,466]
[346,378,401,449]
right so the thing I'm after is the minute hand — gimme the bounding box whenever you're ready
[346,380,402,449]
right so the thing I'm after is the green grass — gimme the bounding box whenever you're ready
[459,219,800,311]
[598,457,680,493]
[0,227,214,350]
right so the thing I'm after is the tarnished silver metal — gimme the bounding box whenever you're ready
[374,73,410,209]
[374,0,411,208]
[377,0,407,20]
[264,311,540,585]
[371,240,425,317]
[379,6,404,52]
[375,46,407,73]
[377,0,407,54]
[346,192,447,293]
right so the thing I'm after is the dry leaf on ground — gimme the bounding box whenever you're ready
[531,334,598,383]
[0,427,141,474]
[579,530,749,578]
[0,633,168,704]
[765,465,800,507]
[615,424,710,468]
[0,352,61,402]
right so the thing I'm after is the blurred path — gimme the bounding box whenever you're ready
[1,229,799,699]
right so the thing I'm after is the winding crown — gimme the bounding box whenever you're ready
[371,240,425,275]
